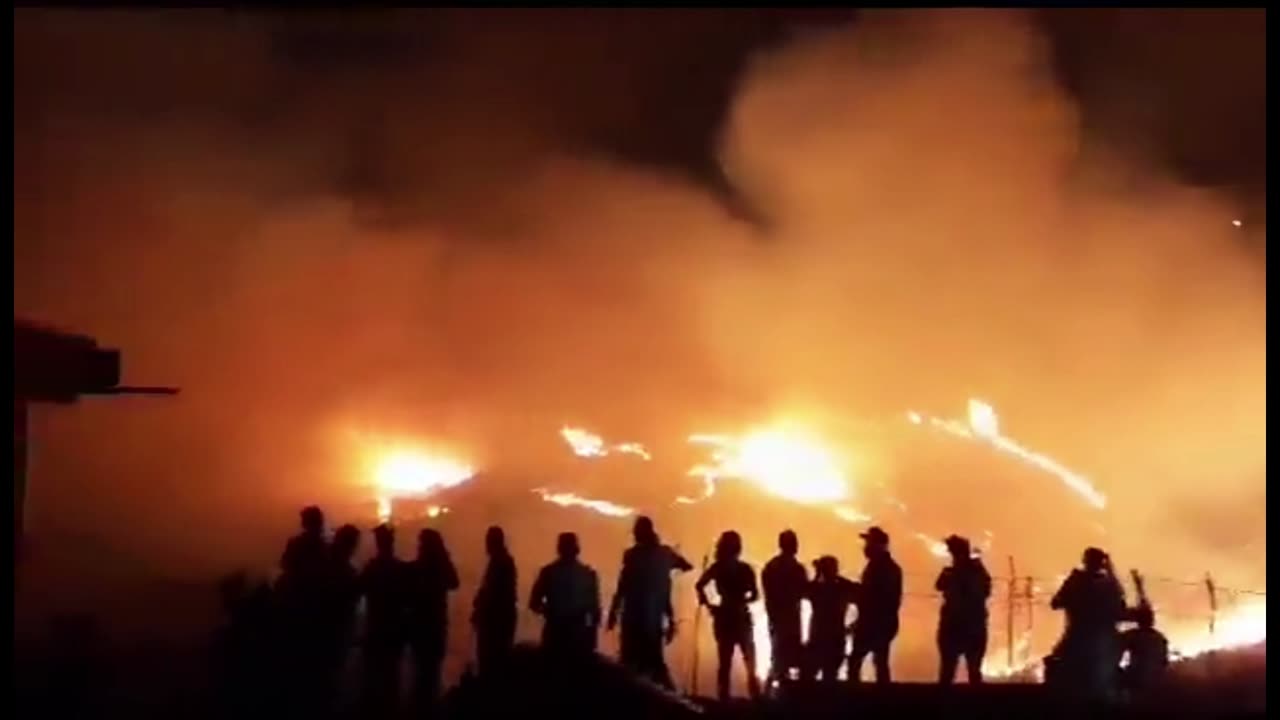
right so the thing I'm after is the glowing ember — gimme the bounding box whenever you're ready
[908,400,1107,509]
[533,488,636,518]
[561,426,608,458]
[560,426,652,461]
[688,427,850,505]
[424,504,447,519]
[833,505,871,524]
[914,532,951,559]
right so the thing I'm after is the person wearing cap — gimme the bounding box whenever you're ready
[934,535,992,685]
[805,555,859,684]
[849,526,902,683]
[1048,547,1129,701]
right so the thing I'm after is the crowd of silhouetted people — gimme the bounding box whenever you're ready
[215,506,1170,716]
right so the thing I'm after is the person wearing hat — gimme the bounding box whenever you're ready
[849,526,902,683]
[934,535,992,685]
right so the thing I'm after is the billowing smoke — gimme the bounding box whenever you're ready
[15,9,1263,678]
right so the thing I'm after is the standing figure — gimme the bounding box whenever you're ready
[607,516,693,689]
[361,524,408,718]
[761,530,808,687]
[806,555,858,684]
[849,526,902,684]
[324,523,362,707]
[935,535,992,685]
[1048,547,1129,701]
[530,532,602,663]
[472,526,518,678]
[276,506,332,710]
[405,528,459,712]
[695,531,762,701]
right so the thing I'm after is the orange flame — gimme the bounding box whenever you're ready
[533,488,636,518]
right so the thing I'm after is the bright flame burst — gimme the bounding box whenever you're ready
[363,444,475,522]
[534,488,636,518]
[687,427,851,505]
[560,426,652,461]
[908,399,1107,509]
[1169,599,1267,660]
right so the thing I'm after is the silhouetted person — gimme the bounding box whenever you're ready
[473,525,518,678]
[215,572,275,714]
[406,528,460,713]
[696,531,761,700]
[361,524,408,717]
[1048,547,1129,701]
[935,535,992,685]
[277,506,332,710]
[806,555,858,684]
[321,523,361,709]
[607,516,692,689]
[1120,604,1169,694]
[530,532,601,663]
[761,530,807,686]
[849,526,902,684]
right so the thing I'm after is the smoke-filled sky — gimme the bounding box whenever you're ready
[15,6,1265,621]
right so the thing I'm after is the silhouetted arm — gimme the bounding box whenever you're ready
[588,569,602,628]
[935,568,950,594]
[607,560,629,628]
[1051,572,1077,610]
[695,564,715,608]
[529,568,548,616]
[745,566,760,604]
[671,550,694,574]
[977,563,992,599]
[890,564,904,610]
[445,557,460,592]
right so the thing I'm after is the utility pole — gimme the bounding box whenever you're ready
[1007,556,1016,669]
[1205,573,1218,637]
[1024,575,1035,643]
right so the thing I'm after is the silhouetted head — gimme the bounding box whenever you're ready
[715,531,743,562]
[373,524,395,556]
[418,528,447,561]
[300,506,324,535]
[333,524,360,559]
[485,526,507,557]
[633,516,657,545]
[778,530,798,556]
[1133,604,1155,629]
[813,555,839,580]
[861,526,890,558]
[945,535,971,563]
[557,532,580,560]
[1083,547,1108,573]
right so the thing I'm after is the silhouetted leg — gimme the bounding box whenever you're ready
[873,642,892,684]
[939,646,959,685]
[741,635,761,699]
[848,643,870,684]
[715,638,734,701]
[965,647,984,685]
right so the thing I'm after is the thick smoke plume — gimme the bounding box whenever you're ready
[16,9,1263,636]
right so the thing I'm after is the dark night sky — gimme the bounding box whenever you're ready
[14,9,1267,229]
